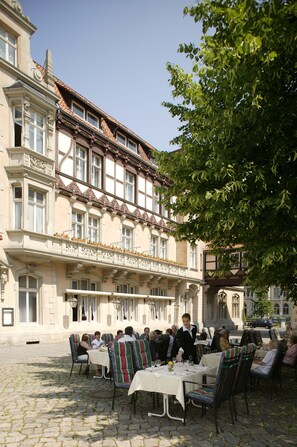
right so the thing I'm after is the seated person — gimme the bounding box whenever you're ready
[149,330,158,361]
[219,329,231,351]
[118,326,136,343]
[283,335,297,366]
[165,328,177,361]
[91,331,105,349]
[200,328,208,341]
[77,334,92,374]
[253,339,278,374]
[114,329,124,342]
[140,327,150,341]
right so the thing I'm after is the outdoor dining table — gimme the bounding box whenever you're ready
[87,347,110,379]
[128,363,217,423]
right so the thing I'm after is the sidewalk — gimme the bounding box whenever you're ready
[0,341,296,447]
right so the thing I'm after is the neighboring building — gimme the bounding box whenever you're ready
[0,0,244,345]
[244,286,294,320]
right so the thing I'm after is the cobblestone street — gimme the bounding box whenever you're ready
[0,343,296,447]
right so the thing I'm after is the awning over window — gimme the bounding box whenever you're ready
[65,289,175,301]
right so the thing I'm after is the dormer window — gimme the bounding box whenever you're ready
[72,102,85,119]
[116,132,137,153]
[87,112,100,128]
[0,27,16,65]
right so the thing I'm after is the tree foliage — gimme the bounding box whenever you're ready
[250,287,272,318]
[156,0,297,303]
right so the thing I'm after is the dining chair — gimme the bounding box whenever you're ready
[131,339,152,370]
[232,343,256,421]
[69,334,88,377]
[109,341,136,411]
[250,339,287,398]
[101,333,114,347]
[183,347,240,434]
[282,355,297,382]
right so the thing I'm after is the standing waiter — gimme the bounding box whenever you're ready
[175,313,198,363]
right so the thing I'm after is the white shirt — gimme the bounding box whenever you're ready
[91,338,105,349]
[118,334,136,343]
[254,349,277,374]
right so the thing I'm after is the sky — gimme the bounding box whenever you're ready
[21,0,201,151]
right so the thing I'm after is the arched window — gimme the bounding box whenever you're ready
[283,303,289,315]
[274,303,280,315]
[232,293,240,318]
[19,275,38,323]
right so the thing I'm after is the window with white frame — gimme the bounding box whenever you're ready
[91,154,102,188]
[0,27,16,65]
[71,280,98,322]
[87,112,100,128]
[150,236,158,257]
[29,110,45,154]
[116,285,136,320]
[232,294,240,318]
[190,243,197,269]
[283,303,289,315]
[160,239,167,259]
[116,132,137,153]
[13,185,22,229]
[125,172,135,202]
[14,106,22,146]
[150,288,167,320]
[153,189,159,213]
[72,211,85,239]
[122,226,133,250]
[76,146,87,182]
[72,102,85,119]
[88,216,100,243]
[19,275,38,323]
[28,189,45,233]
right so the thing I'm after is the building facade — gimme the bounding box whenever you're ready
[0,0,245,345]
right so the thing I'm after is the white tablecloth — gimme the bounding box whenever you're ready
[88,348,110,372]
[128,364,216,409]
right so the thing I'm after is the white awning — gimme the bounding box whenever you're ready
[65,289,175,301]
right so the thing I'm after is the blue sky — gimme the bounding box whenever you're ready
[21,0,201,151]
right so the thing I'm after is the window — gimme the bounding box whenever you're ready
[190,244,197,269]
[116,132,126,146]
[125,172,135,202]
[283,303,289,315]
[72,102,85,119]
[161,201,168,218]
[273,287,280,299]
[72,211,85,239]
[19,275,38,323]
[116,132,137,153]
[232,294,240,318]
[76,146,87,182]
[153,189,159,213]
[29,110,45,154]
[91,154,102,188]
[0,27,16,65]
[28,189,45,233]
[116,285,136,320]
[122,227,133,250]
[149,289,167,320]
[160,239,167,259]
[150,236,158,257]
[88,216,100,243]
[218,295,227,319]
[13,186,22,229]
[87,112,99,128]
[71,280,98,322]
[127,140,137,153]
[14,106,22,146]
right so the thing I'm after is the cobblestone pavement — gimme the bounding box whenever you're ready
[0,343,296,447]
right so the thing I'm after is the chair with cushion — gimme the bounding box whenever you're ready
[232,343,256,420]
[69,334,88,377]
[101,333,114,347]
[253,330,263,347]
[183,347,240,434]
[109,341,136,411]
[250,339,286,398]
[131,339,152,371]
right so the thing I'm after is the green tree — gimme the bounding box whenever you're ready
[250,288,272,318]
[156,0,297,303]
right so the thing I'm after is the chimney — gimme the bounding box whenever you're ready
[44,49,55,89]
